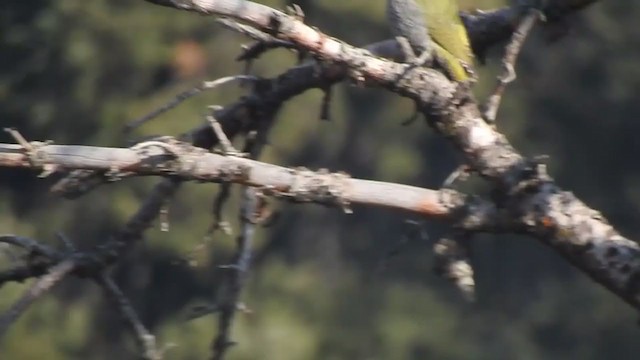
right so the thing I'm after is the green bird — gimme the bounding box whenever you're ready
[387,0,474,82]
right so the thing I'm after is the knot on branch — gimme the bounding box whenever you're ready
[4,128,56,176]
[130,136,209,178]
[68,253,102,279]
[502,156,552,201]
[131,137,183,172]
[285,168,352,212]
[25,141,52,168]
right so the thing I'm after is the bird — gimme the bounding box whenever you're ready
[386,0,474,82]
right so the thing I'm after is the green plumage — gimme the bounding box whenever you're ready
[387,0,473,82]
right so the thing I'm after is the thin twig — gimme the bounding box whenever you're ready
[483,10,541,123]
[180,181,234,267]
[319,86,333,121]
[0,234,60,259]
[211,110,271,360]
[99,178,182,265]
[96,272,161,360]
[237,39,299,62]
[206,106,241,155]
[211,188,258,360]
[185,123,269,269]
[441,164,471,189]
[3,128,32,150]
[55,232,77,252]
[218,18,280,45]
[217,18,298,62]
[0,258,76,339]
[124,75,257,132]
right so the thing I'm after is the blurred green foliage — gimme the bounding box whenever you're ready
[1,0,639,359]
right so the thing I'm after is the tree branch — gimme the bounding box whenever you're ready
[0,141,498,230]
[96,273,162,360]
[0,259,76,339]
[211,188,257,360]
[135,0,640,311]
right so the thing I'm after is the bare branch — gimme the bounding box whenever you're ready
[96,273,162,360]
[0,259,76,339]
[211,188,257,360]
[211,116,270,359]
[124,75,257,132]
[0,141,497,229]
[99,177,182,265]
[136,0,640,312]
[0,235,62,286]
[3,128,32,150]
[483,9,541,123]
[1,5,622,357]
[0,265,52,285]
[0,235,60,259]
[216,18,298,62]
[206,107,241,156]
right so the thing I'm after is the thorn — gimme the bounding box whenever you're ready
[4,128,32,150]
[441,164,471,189]
[286,4,305,21]
[38,164,59,178]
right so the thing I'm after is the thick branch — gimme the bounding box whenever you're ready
[137,0,640,310]
[0,142,498,230]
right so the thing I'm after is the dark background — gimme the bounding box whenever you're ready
[1,0,638,359]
